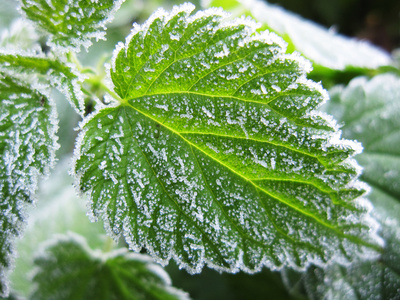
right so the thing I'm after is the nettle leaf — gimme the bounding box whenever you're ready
[205,0,392,70]
[74,4,381,274]
[292,191,400,300]
[19,0,125,53]
[10,158,107,297]
[326,74,400,202]
[31,233,190,300]
[0,51,85,116]
[302,74,400,299]
[0,73,58,296]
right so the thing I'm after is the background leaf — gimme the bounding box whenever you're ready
[19,0,125,53]
[8,158,106,297]
[0,74,58,297]
[31,233,190,300]
[301,73,400,299]
[74,4,381,275]
[204,0,392,70]
[326,74,400,201]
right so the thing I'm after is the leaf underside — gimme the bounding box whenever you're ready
[0,73,58,296]
[19,0,124,52]
[31,233,189,300]
[74,4,381,274]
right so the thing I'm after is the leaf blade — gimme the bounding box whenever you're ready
[31,233,190,300]
[19,0,125,53]
[74,4,381,274]
[0,51,86,116]
[0,73,58,296]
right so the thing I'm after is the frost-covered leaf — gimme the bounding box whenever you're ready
[0,51,85,116]
[74,4,381,274]
[301,74,400,300]
[204,0,392,70]
[31,233,190,300]
[326,74,400,203]
[0,73,58,297]
[294,193,400,300]
[9,158,106,297]
[19,0,125,53]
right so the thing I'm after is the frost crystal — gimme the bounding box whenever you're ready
[74,4,382,275]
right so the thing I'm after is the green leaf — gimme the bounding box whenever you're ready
[31,233,190,300]
[0,73,58,297]
[9,158,106,297]
[293,192,400,300]
[326,74,400,201]
[301,74,400,299]
[0,51,85,116]
[19,0,125,53]
[205,0,392,70]
[74,4,381,274]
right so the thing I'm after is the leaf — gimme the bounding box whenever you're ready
[0,51,86,116]
[9,158,106,297]
[301,73,400,299]
[19,0,125,53]
[31,233,190,300]
[326,74,400,201]
[74,4,381,274]
[295,192,400,300]
[204,0,392,70]
[0,73,58,297]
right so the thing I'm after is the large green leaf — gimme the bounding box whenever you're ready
[0,73,58,297]
[31,233,190,300]
[204,0,392,70]
[74,4,381,274]
[19,0,125,53]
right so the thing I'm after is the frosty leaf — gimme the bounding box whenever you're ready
[325,74,400,203]
[284,74,400,300]
[205,0,392,70]
[31,233,190,300]
[74,4,381,274]
[0,73,58,297]
[0,51,85,116]
[19,0,125,53]
[10,158,106,297]
[297,193,400,300]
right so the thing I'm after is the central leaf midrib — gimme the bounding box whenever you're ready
[123,103,379,250]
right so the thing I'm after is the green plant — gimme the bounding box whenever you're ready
[0,0,399,299]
